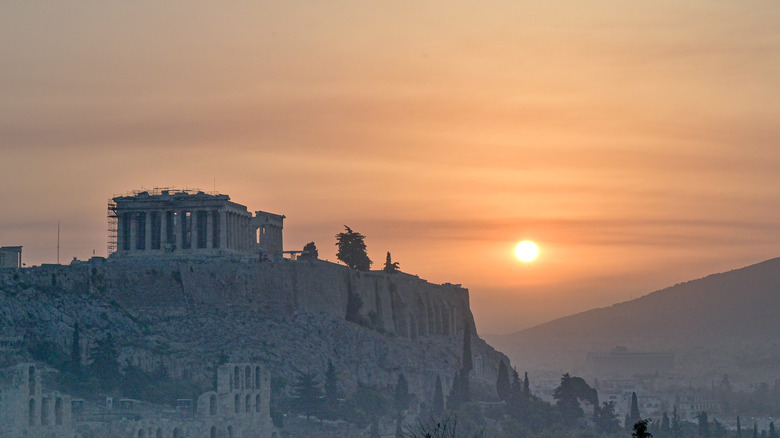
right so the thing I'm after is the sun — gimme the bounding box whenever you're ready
[515,240,539,262]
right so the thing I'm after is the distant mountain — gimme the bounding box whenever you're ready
[487,257,780,382]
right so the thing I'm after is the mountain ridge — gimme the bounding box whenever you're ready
[487,257,780,381]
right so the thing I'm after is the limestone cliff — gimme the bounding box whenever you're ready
[0,258,507,404]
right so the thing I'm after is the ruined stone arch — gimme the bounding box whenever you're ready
[210,426,217,438]
[234,393,240,413]
[41,396,50,425]
[137,429,146,438]
[55,397,63,425]
[255,366,261,388]
[28,398,36,426]
[28,365,35,396]
[233,366,241,389]
[227,425,234,438]
[172,427,181,438]
[255,394,261,413]
[245,365,252,389]
[155,427,162,438]
[245,394,251,413]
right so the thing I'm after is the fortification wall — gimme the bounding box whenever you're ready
[3,259,475,342]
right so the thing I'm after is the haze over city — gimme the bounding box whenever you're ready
[3,1,780,334]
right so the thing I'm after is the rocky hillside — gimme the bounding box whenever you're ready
[488,257,780,382]
[0,258,507,403]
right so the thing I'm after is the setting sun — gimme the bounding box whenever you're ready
[515,241,539,262]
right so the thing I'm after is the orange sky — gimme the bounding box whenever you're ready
[3,1,780,334]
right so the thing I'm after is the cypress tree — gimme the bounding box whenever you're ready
[627,392,641,429]
[754,423,759,438]
[70,323,81,377]
[770,422,777,438]
[432,374,444,417]
[496,361,510,402]
[737,416,742,438]
[462,324,472,373]
[523,372,531,399]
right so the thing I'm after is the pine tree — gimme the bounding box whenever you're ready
[661,412,670,433]
[632,419,653,438]
[698,412,709,438]
[70,323,81,377]
[300,242,318,260]
[335,226,372,271]
[432,374,444,417]
[496,361,510,402]
[293,371,322,419]
[383,252,400,273]
[89,332,119,386]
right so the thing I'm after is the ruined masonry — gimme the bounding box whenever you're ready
[0,363,277,438]
[109,189,284,259]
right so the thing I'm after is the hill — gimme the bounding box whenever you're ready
[487,257,780,382]
[0,258,507,412]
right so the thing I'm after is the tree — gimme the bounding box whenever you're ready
[394,373,410,437]
[633,419,653,438]
[384,251,400,273]
[70,323,82,377]
[661,412,671,435]
[496,361,510,402]
[432,374,444,417]
[324,360,338,403]
[594,401,620,434]
[335,226,371,270]
[300,242,318,260]
[447,369,471,411]
[89,332,119,386]
[737,416,742,438]
[553,373,598,427]
[672,405,680,438]
[698,412,709,438]
[770,422,777,438]
[627,392,641,430]
[523,372,530,400]
[293,371,322,418]
[462,325,472,373]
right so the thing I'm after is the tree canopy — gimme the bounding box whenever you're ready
[335,226,372,271]
[300,242,318,260]
[383,251,400,273]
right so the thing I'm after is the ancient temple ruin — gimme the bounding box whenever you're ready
[108,189,284,259]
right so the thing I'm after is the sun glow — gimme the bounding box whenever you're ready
[515,241,539,262]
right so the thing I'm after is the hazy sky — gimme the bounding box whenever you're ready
[3,1,780,335]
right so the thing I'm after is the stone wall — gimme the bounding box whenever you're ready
[0,258,508,404]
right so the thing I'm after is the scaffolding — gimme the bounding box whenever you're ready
[107,199,117,256]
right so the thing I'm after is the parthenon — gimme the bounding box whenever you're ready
[109,189,284,259]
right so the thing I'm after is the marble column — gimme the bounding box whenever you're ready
[174,212,182,251]
[206,210,214,249]
[144,211,152,252]
[129,213,137,251]
[220,210,228,249]
[159,210,167,251]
